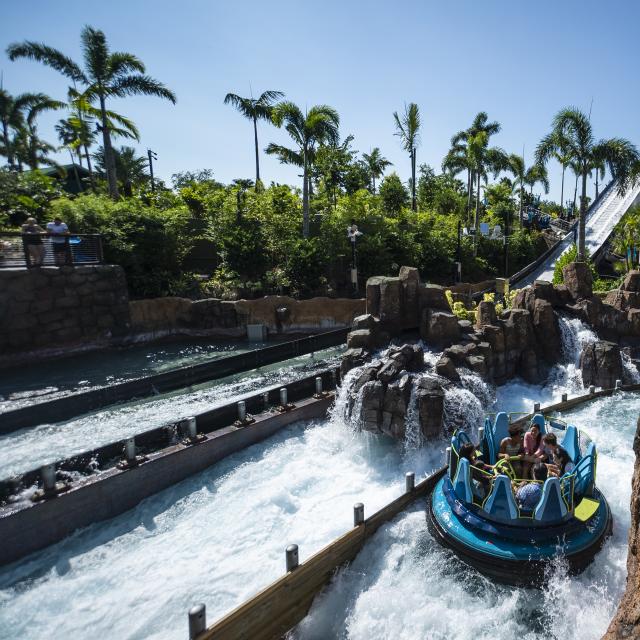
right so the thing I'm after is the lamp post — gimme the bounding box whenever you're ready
[347,220,363,294]
[147,149,158,192]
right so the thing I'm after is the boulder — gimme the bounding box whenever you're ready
[341,347,370,376]
[346,329,374,350]
[418,284,451,312]
[458,319,473,333]
[399,267,421,329]
[532,280,556,304]
[421,309,460,346]
[466,354,488,378]
[531,298,561,362]
[580,341,623,389]
[378,277,403,334]
[475,300,497,328]
[359,380,384,433]
[562,262,593,300]
[435,355,460,382]
[416,377,445,439]
[622,270,640,292]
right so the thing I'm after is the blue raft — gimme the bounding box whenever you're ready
[426,412,612,586]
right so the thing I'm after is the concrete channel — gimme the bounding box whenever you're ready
[0,328,348,434]
[0,369,339,566]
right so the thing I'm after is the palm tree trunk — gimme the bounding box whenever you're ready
[99,93,119,200]
[253,116,260,185]
[473,169,481,257]
[2,120,14,169]
[572,174,578,217]
[519,182,524,228]
[84,144,95,190]
[302,151,309,238]
[411,148,417,212]
[560,166,565,218]
[467,169,474,228]
[578,170,588,261]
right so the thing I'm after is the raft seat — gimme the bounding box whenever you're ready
[561,424,581,464]
[483,474,519,520]
[530,413,546,434]
[487,412,510,464]
[452,457,474,503]
[574,442,597,497]
[534,477,568,522]
[450,431,473,479]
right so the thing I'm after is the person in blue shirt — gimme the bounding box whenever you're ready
[515,462,548,510]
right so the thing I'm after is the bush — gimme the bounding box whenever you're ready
[552,244,597,285]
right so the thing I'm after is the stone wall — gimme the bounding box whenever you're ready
[0,265,131,364]
[128,295,365,341]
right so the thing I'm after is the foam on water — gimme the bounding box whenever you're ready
[294,392,640,640]
[0,348,342,478]
[0,380,450,640]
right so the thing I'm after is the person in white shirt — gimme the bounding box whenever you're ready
[46,217,70,265]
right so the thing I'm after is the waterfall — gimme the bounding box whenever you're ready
[622,352,640,383]
[331,366,363,426]
[550,316,598,393]
[403,380,421,451]
[558,316,597,365]
[442,369,491,439]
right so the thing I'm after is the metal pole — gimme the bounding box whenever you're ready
[533,402,540,413]
[589,385,596,394]
[615,379,622,390]
[445,446,451,467]
[188,604,206,639]
[124,437,136,463]
[478,426,484,443]
[237,401,246,421]
[285,544,299,571]
[262,391,270,410]
[353,502,364,526]
[181,416,197,439]
[405,472,415,493]
[41,463,57,493]
[279,387,288,407]
[561,393,568,403]
[315,376,323,396]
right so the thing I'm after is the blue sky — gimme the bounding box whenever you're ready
[2,0,639,203]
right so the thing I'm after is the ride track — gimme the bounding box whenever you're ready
[512,180,640,289]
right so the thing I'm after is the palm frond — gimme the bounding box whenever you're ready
[264,142,303,167]
[109,74,177,103]
[6,41,86,83]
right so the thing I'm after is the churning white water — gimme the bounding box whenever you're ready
[0,318,637,640]
[293,391,639,640]
[0,347,343,478]
[0,380,448,640]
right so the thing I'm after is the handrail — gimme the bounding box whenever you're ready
[0,231,104,268]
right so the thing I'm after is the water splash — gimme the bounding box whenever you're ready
[403,380,421,451]
[622,352,640,384]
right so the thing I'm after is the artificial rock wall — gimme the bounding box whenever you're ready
[0,265,131,363]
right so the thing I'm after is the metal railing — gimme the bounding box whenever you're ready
[0,232,104,268]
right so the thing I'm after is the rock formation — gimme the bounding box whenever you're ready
[580,341,623,390]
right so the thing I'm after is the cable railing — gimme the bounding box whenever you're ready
[0,232,104,268]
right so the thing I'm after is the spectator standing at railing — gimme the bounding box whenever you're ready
[46,216,71,266]
[21,217,45,267]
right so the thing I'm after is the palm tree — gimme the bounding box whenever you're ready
[445,112,501,223]
[0,89,41,169]
[93,145,148,197]
[362,147,392,193]
[467,131,508,255]
[231,178,255,223]
[536,107,639,260]
[224,90,284,187]
[524,163,549,199]
[266,102,339,237]
[20,93,65,169]
[551,144,572,218]
[393,103,420,211]
[8,25,176,199]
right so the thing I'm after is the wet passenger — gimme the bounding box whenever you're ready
[523,422,543,478]
[459,442,492,499]
[538,433,558,463]
[551,446,575,476]
[516,462,548,510]
[499,423,524,477]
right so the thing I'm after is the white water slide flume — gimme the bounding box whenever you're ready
[516,180,640,287]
